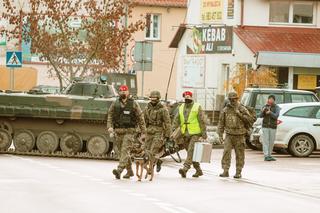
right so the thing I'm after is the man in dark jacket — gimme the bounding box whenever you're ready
[260,95,280,161]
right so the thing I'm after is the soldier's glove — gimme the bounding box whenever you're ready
[108,127,114,134]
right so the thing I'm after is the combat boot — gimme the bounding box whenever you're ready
[179,168,187,178]
[123,169,134,179]
[156,159,163,173]
[192,169,203,178]
[112,168,122,179]
[233,170,242,179]
[219,170,229,177]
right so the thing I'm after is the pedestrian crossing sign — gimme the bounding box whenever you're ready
[6,51,22,68]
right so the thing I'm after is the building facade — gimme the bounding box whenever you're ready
[128,0,187,99]
[171,0,320,112]
[0,0,187,99]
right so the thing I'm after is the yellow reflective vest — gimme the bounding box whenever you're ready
[179,103,201,135]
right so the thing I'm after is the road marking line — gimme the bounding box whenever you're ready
[142,197,160,202]
[90,178,103,182]
[175,207,196,213]
[81,175,93,178]
[100,182,112,185]
[128,193,146,197]
[155,203,181,213]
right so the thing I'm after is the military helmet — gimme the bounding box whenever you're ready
[149,90,161,99]
[228,92,239,99]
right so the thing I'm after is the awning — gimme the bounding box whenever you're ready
[234,26,320,54]
[169,24,187,48]
[257,51,320,68]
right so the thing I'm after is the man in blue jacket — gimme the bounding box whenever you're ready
[260,95,280,161]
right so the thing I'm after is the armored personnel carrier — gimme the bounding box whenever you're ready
[0,76,147,159]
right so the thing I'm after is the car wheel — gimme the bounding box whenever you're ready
[289,134,315,157]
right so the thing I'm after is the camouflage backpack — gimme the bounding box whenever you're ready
[241,105,257,130]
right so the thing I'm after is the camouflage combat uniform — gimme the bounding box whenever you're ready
[174,101,207,177]
[218,100,251,178]
[144,101,172,167]
[107,97,146,178]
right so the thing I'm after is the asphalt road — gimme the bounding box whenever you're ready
[1,149,319,213]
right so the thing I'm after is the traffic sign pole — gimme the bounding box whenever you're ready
[6,51,22,90]
[10,68,14,90]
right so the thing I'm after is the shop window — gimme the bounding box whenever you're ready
[269,1,314,24]
[145,14,161,40]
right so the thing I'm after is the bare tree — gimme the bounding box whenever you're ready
[0,0,145,90]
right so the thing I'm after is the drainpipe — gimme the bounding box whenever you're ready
[241,0,244,27]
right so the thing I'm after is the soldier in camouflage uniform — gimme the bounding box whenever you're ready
[107,85,146,179]
[218,92,251,179]
[144,91,172,173]
[174,91,207,178]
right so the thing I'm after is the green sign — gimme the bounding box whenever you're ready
[0,35,6,46]
[187,26,233,54]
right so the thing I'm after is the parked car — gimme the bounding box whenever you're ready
[316,87,320,99]
[242,88,319,150]
[253,103,320,157]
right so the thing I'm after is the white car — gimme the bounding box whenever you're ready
[253,103,320,157]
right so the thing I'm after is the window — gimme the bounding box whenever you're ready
[270,1,290,23]
[291,94,318,103]
[255,93,284,110]
[145,14,161,40]
[315,108,320,119]
[240,91,250,106]
[284,106,316,118]
[293,2,313,24]
[269,1,315,24]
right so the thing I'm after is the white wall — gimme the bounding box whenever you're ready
[243,0,320,27]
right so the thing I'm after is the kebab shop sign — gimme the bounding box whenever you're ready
[187,26,233,54]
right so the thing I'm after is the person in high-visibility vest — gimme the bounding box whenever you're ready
[173,91,207,178]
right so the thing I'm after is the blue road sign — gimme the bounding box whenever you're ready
[6,51,22,68]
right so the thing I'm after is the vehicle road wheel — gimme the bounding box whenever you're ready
[13,130,35,152]
[36,131,59,153]
[87,135,109,156]
[0,121,13,135]
[60,133,83,154]
[0,129,12,151]
[289,134,315,157]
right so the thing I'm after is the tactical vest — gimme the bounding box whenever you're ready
[179,103,201,135]
[113,99,136,129]
[145,103,163,127]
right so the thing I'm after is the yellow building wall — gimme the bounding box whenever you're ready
[129,6,186,99]
[0,66,37,91]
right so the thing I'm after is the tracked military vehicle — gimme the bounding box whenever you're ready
[0,76,147,160]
